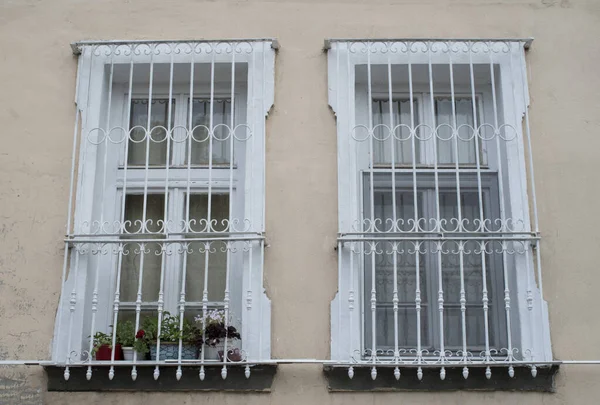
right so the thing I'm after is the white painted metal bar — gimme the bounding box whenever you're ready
[63,44,97,381]
[71,38,280,54]
[87,47,116,381]
[366,42,378,375]
[323,38,534,50]
[108,48,135,381]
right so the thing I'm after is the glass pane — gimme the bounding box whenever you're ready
[120,194,165,303]
[128,99,174,166]
[439,192,495,349]
[368,191,429,350]
[372,99,418,165]
[185,194,229,303]
[436,97,479,165]
[187,99,232,165]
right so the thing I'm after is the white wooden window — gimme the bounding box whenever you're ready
[328,39,552,380]
[53,40,276,381]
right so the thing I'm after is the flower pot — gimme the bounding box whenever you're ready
[203,343,223,360]
[95,344,123,361]
[122,347,135,361]
[149,342,197,360]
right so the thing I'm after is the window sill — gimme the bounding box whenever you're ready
[44,365,277,392]
[323,365,558,392]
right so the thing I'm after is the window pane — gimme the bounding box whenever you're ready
[372,99,418,165]
[188,99,232,165]
[436,97,479,165]
[439,192,498,350]
[128,99,174,166]
[120,194,165,303]
[185,194,229,303]
[368,191,429,350]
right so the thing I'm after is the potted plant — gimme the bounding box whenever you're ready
[195,309,241,360]
[116,320,137,361]
[92,331,123,361]
[135,312,201,360]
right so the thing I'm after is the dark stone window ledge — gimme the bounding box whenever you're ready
[323,365,559,392]
[44,365,277,392]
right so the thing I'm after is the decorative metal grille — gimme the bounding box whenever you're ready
[52,39,276,381]
[327,39,552,381]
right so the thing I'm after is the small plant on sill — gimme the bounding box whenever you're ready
[135,312,202,360]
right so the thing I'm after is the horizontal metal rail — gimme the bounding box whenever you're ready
[323,37,534,50]
[71,38,279,54]
[65,236,264,244]
[337,235,540,242]
[2,359,600,367]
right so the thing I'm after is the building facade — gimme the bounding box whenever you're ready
[1,0,600,404]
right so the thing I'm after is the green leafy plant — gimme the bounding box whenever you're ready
[134,312,202,354]
[92,332,114,353]
[116,321,135,347]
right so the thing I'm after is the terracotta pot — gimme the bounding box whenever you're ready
[95,344,123,361]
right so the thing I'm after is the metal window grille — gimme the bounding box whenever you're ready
[327,39,552,381]
[52,39,277,382]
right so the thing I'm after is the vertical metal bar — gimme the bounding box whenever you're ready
[458,241,468,378]
[222,41,237,381]
[199,241,210,380]
[348,242,355,374]
[392,242,399,363]
[484,42,504,374]
[407,43,422,370]
[387,44,397,228]
[64,45,96,381]
[111,45,135,380]
[448,44,463,232]
[87,46,115,381]
[336,45,343,363]
[142,44,155,232]
[153,43,175,382]
[64,247,82,381]
[366,43,378,374]
[518,44,545,322]
[467,42,485,231]
[181,42,195,377]
[56,95,81,366]
[131,242,146,381]
[427,42,445,377]
[258,239,265,360]
[206,46,216,229]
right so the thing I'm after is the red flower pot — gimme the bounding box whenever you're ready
[95,344,123,361]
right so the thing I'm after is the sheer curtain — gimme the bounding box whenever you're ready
[128,99,173,166]
[372,189,494,351]
[436,98,478,165]
[372,100,418,165]
[120,194,165,303]
[185,194,229,302]
[189,99,232,166]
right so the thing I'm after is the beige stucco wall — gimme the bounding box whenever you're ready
[1,0,600,403]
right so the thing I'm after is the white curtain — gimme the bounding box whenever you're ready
[372,190,493,351]
[436,98,478,165]
[372,100,417,165]
[119,193,229,305]
[120,194,165,302]
[128,99,173,166]
[189,99,232,166]
[185,194,229,302]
